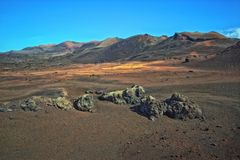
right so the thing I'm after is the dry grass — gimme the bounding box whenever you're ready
[0,60,189,80]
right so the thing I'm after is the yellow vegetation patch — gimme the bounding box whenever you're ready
[0,60,189,81]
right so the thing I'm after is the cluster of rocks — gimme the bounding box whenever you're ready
[0,89,96,113]
[0,85,204,121]
[139,92,204,121]
[98,85,204,121]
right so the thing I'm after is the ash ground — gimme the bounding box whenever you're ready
[0,59,239,160]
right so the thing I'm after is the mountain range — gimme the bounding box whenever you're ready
[0,31,239,68]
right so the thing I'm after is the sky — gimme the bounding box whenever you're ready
[0,0,240,52]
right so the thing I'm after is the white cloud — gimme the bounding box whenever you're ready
[221,28,240,39]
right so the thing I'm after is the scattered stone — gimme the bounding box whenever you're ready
[160,136,168,140]
[85,90,94,94]
[99,85,145,105]
[53,97,72,110]
[216,125,223,128]
[74,94,95,112]
[0,107,13,112]
[210,143,217,146]
[164,92,204,120]
[127,141,132,145]
[95,90,104,95]
[201,127,209,131]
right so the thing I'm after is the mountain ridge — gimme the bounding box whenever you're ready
[0,31,239,69]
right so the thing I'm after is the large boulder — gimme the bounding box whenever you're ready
[139,95,167,121]
[74,94,95,112]
[138,92,204,121]
[53,97,73,110]
[99,85,145,105]
[164,93,204,120]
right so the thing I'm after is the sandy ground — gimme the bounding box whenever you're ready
[0,60,240,160]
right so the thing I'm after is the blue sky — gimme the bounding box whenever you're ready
[0,0,240,52]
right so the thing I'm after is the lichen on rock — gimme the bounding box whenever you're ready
[74,94,95,112]
[53,97,73,110]
[138,92,204,121]
[139,95,167,121]
[20,98,41,112]
[99,85,145,105]
[164,92,204,120]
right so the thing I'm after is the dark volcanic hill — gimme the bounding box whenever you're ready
[0,31,239,68]
[71,34,167,63]
[69,32,238,64]
[193,41,240,70]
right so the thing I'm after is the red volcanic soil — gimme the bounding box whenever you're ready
[0,60,239,160]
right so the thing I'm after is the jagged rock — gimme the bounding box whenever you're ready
[139,95,167,121]
[99,85,145,105]
[20,98,41,111]
[138,93,203,121]
[99,90,126,104]
[74,94,95,112]
[164,92,204,120]
[123,85,145,104]
[53,97,72,110]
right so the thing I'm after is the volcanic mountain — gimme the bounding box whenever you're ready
[0,31,239,69]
